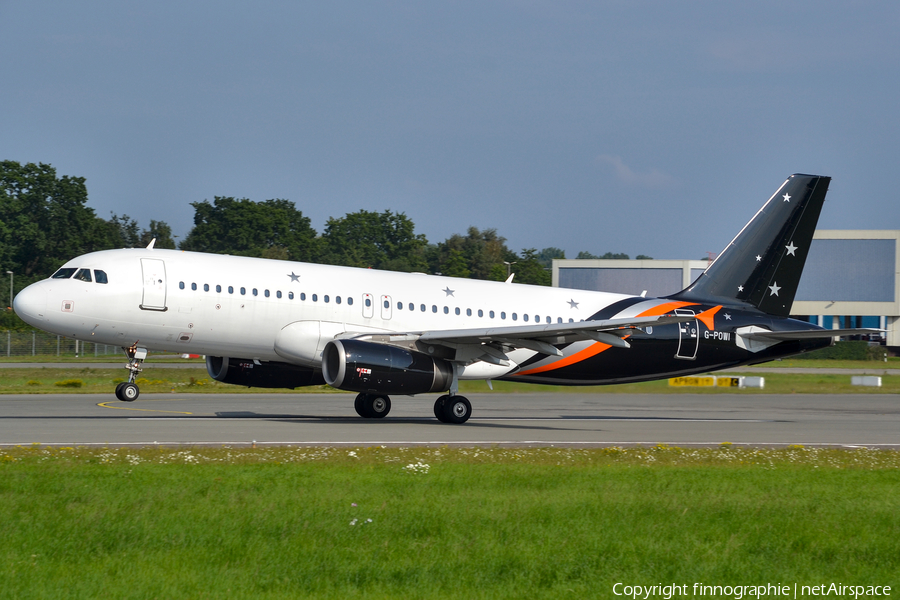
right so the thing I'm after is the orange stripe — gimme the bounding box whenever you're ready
[515,342,611,376]
[514,300,699,377]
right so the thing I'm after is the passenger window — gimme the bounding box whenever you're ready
[300,292,306,300]
[240,287,246,295]
[432,305,437,313]
[384,300,389,309]
[512,313,518,321]
[557,317,562,324]
[312,294,318,302]
[478,309,483,317]
[336,296,342,304]
[467,308,472,316]
[420,304,426,312]
[534,315,539,322]
[51,268,77,279]
[409,303,414,311]
[347,297,353,306]
[253,289,258,296]
[365,298,371,307]
[216,285,222,293]
[191,283,197,291]
[397,301,403,310]
[547,316,552,324]
[179,281,185,290]
[94,270,108,284]
[324,295,330,303]
[74,269,92,282]
[443,306,449,314]
[523,314,529,322]
[204,284,210,292]
[228,286,234,294]
[500,311,505,320]
[455,307,460,315]
[289,292,294,299]
[264,290,270,298]
[276,290,282,298]
[489,310,495,319]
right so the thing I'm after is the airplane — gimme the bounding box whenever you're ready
[12,174,880,423]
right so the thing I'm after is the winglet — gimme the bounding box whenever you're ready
[696,306,722,331]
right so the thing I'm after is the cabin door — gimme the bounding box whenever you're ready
[675,308,698,360]
[140,258,168,311]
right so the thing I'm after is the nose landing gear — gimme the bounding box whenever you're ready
[115,343,148,402]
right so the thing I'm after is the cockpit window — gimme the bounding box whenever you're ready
[94,270,108,284]
[51,268,77,279]
[73,268,93,282]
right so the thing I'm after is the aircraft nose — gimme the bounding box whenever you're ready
[13,283,48,326]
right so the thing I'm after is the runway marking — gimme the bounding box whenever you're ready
[125,416,770,422]
[98,401,193,415]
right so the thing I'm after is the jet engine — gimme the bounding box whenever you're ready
[322,339,453,395]
[206,356,325,389]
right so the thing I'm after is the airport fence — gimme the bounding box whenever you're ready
[2,330,123,358]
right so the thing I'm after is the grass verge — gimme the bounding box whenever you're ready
[1,445,897,599]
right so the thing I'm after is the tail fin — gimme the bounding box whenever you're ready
[670,173,831,316]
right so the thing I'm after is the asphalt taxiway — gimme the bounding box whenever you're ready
[0,392,897,447]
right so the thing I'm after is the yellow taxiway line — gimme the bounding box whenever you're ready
[97,401,193,415]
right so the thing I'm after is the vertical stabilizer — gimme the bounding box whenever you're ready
[670,174,830,316]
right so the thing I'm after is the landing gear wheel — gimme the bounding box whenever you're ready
[367,395,391,419]
[434,395,450,422]
[115,382,127,401]
[354,393,368,418]
[444,396,471,424]
[119,382,140,402]
[434,395,471,424]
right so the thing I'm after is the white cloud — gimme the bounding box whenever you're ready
[596,155,677,189]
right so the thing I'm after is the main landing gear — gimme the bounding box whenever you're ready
[352,392,472,423]
[115,343,148,402]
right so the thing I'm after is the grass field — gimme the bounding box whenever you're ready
[1,366,898,395]
[1,445,898,599]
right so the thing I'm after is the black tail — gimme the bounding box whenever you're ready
[670,174,831,316]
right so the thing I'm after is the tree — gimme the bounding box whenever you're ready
[106,213,141,248]
[0,161,110,285]
[318,210,428,272]
[512,248,552,286]
[140,220,177,249]
[536,247,565,268]
[179,197,317,261]
[429,226,517,281]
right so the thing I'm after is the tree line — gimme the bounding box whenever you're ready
[1,160,649,326]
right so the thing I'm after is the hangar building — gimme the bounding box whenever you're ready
[552,230,899,347]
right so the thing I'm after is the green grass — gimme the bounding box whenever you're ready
[1,445,898,599]
[1,367,898,394]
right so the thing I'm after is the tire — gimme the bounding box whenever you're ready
[354,393,368,418]
[434,395,450,422]
[115,382,127,401]
[367,395,391,419]
[444,396,471,424]
[120,382,140,402]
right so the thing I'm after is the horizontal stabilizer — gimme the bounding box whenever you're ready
[740,328,885,341]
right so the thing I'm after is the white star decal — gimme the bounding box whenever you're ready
[738,285,744,292]
[785,241,797,256]
[755,255,762,262]
[724,313,732,320]
[783,193,791,202]
[442,286,455,297]
[768,282,781,296]
[567,299,579,309]
[287,272,300,282]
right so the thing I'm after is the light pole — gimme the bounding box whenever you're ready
[5,271,11,310]
[503,261,517,277]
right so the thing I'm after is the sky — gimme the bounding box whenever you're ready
[2,1,898,260]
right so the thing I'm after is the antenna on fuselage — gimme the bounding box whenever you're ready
[146,238,156,249]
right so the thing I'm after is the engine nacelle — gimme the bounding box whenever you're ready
[206,356,325,389]
[322,339,453,395]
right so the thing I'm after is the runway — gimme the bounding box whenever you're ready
[0,392,897,447]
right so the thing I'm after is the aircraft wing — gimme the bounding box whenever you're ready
[342,314,694,366]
